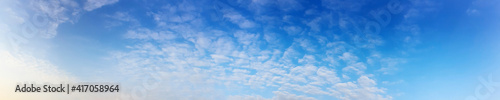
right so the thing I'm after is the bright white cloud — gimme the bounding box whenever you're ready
[330,76,392,100]
[317,67,341,84]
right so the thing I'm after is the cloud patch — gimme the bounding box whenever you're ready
[84,0,119,11]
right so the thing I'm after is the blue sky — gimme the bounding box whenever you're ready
[1,0,500,100]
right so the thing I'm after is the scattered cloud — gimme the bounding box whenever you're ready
[105,11,140,28]
[330,76,392,100]
[223,10,257,28]
[124,28,178,40]
[272,91,317,100]
[0,0,421,99]
[228,91,316,100]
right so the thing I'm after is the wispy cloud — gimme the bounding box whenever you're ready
[84,0,119,11]
[223,10,258,29]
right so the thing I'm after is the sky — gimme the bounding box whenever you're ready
[0,0,500,100]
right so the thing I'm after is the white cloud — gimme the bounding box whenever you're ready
[331,76,392,100]
[339,52,366,75]
[273,91,317,100]
[283,26,303,35]
[242,0,303,14]
[306,17,322,31]
[342,74,351,80]
[339,52,358,63]
[280,46,300,63]
[212,36,237,55]
[0,0,426,99]
[342,62,366,75]
[298,54,316,64]
[290,65,317,77]
[108,11,133,22]
[294,38,317,52]
[84,0,119,11]
[280,83,330,95]
[105,11,140,28]
[234,31,260,45]
[0,0,120,51]
[150,1,200,26]
[124,28,178,40]
[275,0,303,11]
[404,0,438,20]
[0,0,83,39]
[263,32,281,45]
[377,58,406,75]
[211,54,234,63]
[228,95,269,100]
[115,27,388,98]
[317,67,341,84]
[223,10,257,28]
[228,91,316,100]
[102,0,412,99]
[113,27,396,100]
